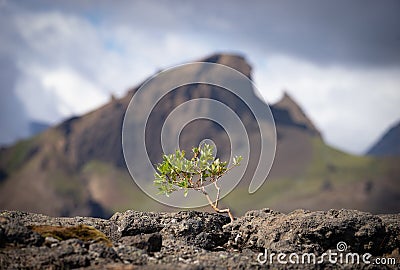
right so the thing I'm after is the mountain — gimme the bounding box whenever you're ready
[367,121,400,156]
[0,53,399,217]
[272,92,320,136]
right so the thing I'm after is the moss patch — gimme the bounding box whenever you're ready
[30,224,112,246]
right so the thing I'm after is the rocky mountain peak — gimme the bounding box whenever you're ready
[274,91,321,136]
[200,53,252,78]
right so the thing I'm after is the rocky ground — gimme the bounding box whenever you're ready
[0,208,399,269]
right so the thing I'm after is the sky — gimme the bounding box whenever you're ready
[0,0,400,154]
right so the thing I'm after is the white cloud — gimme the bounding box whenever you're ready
[12,12,109,122]
[41,68,108,116]
[254,55,400,154]
[15,65,107,122]
[11,9,213,124]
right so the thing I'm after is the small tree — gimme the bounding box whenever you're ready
[154,144,242,222]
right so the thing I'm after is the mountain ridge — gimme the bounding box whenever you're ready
[1,53,399,218]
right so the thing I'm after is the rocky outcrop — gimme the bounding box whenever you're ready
[1,209,399,269]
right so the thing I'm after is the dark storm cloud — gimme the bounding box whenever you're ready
[15,0,400,67]
[173,0,400,67]
[240,0,400,67]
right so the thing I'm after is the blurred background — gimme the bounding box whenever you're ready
[1,0,399,217]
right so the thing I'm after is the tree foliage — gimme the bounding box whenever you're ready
[154,143,242,221]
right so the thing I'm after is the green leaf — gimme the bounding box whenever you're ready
[153,143,243,201]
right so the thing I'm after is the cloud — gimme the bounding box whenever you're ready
[0,56,30,145]
[0,0,399,154]
[15,66,108,121]
[96,0,400,67]
[9,0,400,67]
[254,55,400,154]
[2,5,213,126]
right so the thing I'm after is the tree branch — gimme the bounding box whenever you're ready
[200,185,234,222]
